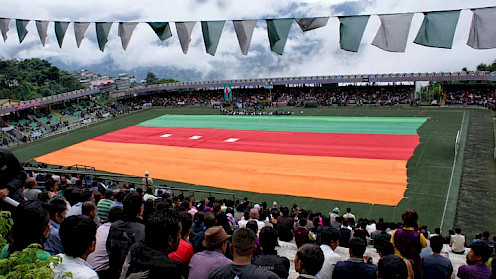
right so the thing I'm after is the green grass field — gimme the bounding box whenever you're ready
[11,106,470,231]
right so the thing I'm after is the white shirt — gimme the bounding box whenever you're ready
[66,202,82,217]
[316,244,342,279]
[86,223,111,271]
[52,254,98,279]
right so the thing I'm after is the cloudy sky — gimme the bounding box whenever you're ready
[0,0,495,81]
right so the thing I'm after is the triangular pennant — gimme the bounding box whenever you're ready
[147,22,172,41]
[296,17,329,32]
[16,19,29,43]
[338,15,370,52]
[201,20,225,56]
[414,10,460,49]
[467,7,496,49]
[372,13,413,52]
[176,21,196,54]
[233,20,257,55]
[0,18,10,42]
[35,20,49,47]
[74,22,90,48]
[95,22,113,52]
[55,21,70,48]
[118,22,138,50]
[266,19,293,55]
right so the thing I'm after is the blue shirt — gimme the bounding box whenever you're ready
[44,219,64,255]
[422,254,453,279]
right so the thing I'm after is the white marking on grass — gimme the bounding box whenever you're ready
[189,135,202,140]
[225,138,239,142]
[160,134,172,138]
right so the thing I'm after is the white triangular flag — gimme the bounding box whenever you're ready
[372,13,413,52]
[467,7,496,49]
[0,18,10,42]
[233,20,257,55]
[295,17,329,31]
[176,21,196,54]
[118,22,138,50]
[74,22,90,48]
[35,20,49,46]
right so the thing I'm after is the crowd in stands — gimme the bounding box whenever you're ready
[0,148,495,279]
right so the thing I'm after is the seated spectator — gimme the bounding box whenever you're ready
[0,201,51,260]
[96,190,115,223]
[338,219,352,248]
[192,212,216,253]
[333,238,377,279]
[189,226,232,279]
[316,227,342,279]
[52,215,98,279]
[480,232,495,248]
[295,243,324,279]
[353,221,370,242]
[44,196,68,255]
[121,208,187,279]
[253,227,290,279]
[377,241,409,279]
[246,220,261,256]
[67,189,94,216]
[373,222,391,249]
[208,228,278,279]
[169,212,194,265]
[82,201,98,222]
[87,206,124,279]
[421,236,453,279]
[106,191,145,278]
[295,218,311,248]
[0,148,27,210]
[22,177,41,201]
[277,207,294,242]
[457,242,492,279]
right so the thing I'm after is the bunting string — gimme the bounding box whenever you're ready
[0,6,494,54]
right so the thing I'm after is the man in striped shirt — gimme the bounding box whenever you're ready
[96,190,115,223]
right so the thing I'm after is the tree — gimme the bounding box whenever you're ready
[145,72,158,85]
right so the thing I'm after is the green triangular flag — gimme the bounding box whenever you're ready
[16,19,29,43]
[201,21,225,56]
[55,21,70,48]
[96,22,113,52]
[266,19,293,55]
[147,22,172,41]
[414,10,460,49]
[339,15,369,52]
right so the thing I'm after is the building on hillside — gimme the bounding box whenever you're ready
[115,74,132,91]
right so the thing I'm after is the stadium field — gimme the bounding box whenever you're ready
[12,106,468,231]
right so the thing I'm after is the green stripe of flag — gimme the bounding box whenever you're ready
[137,115,428,135]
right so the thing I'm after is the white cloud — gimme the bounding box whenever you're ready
[0,0,495,80]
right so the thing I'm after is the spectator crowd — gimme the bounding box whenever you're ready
[1,148,496,279]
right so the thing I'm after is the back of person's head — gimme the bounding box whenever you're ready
[145,188,153,195]
[204,212,216,228]
[434,228,441,234]
[346,207,351,213]
[430,236,444,254]
[108,206,124,223]
[10,201,50,253]
[232,228,256,257]
[299,218,308,227]
[321,227,340,246]
[470,241,492,263]
[123,191,143,218]
[246,220,259,235]
[193,211,204,225]
[401,210,419,228]
[25,177,37,189]
[104,190,114,200]
[145,208,181,252]
[359,222,367,230]
[455,228,462,234]
[81,190,94,202]
[322,217,330,227]
[335,216,342,223]
[281,207,289,217]
[377,241,395,256]
[60,215,97,258]
[296,244,325,276]
[67,187,82,206]
[44,177,56,191]
[115,190,126,202]
[259,227,278,252]
[349,237,367,258]
[179,211,192,238]
[249,208,259,219]
[82,201,96,217]
[482,231,490,238]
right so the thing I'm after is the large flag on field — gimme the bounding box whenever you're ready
[35,115,428,206]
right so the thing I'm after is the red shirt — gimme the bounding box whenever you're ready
[169,239,194,265]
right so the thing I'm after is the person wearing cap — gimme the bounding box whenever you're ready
[330,207,339,226]
[208,228,278,279]
[142,171,153,189]
[457,241,492,279]
[189,226,232,279]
